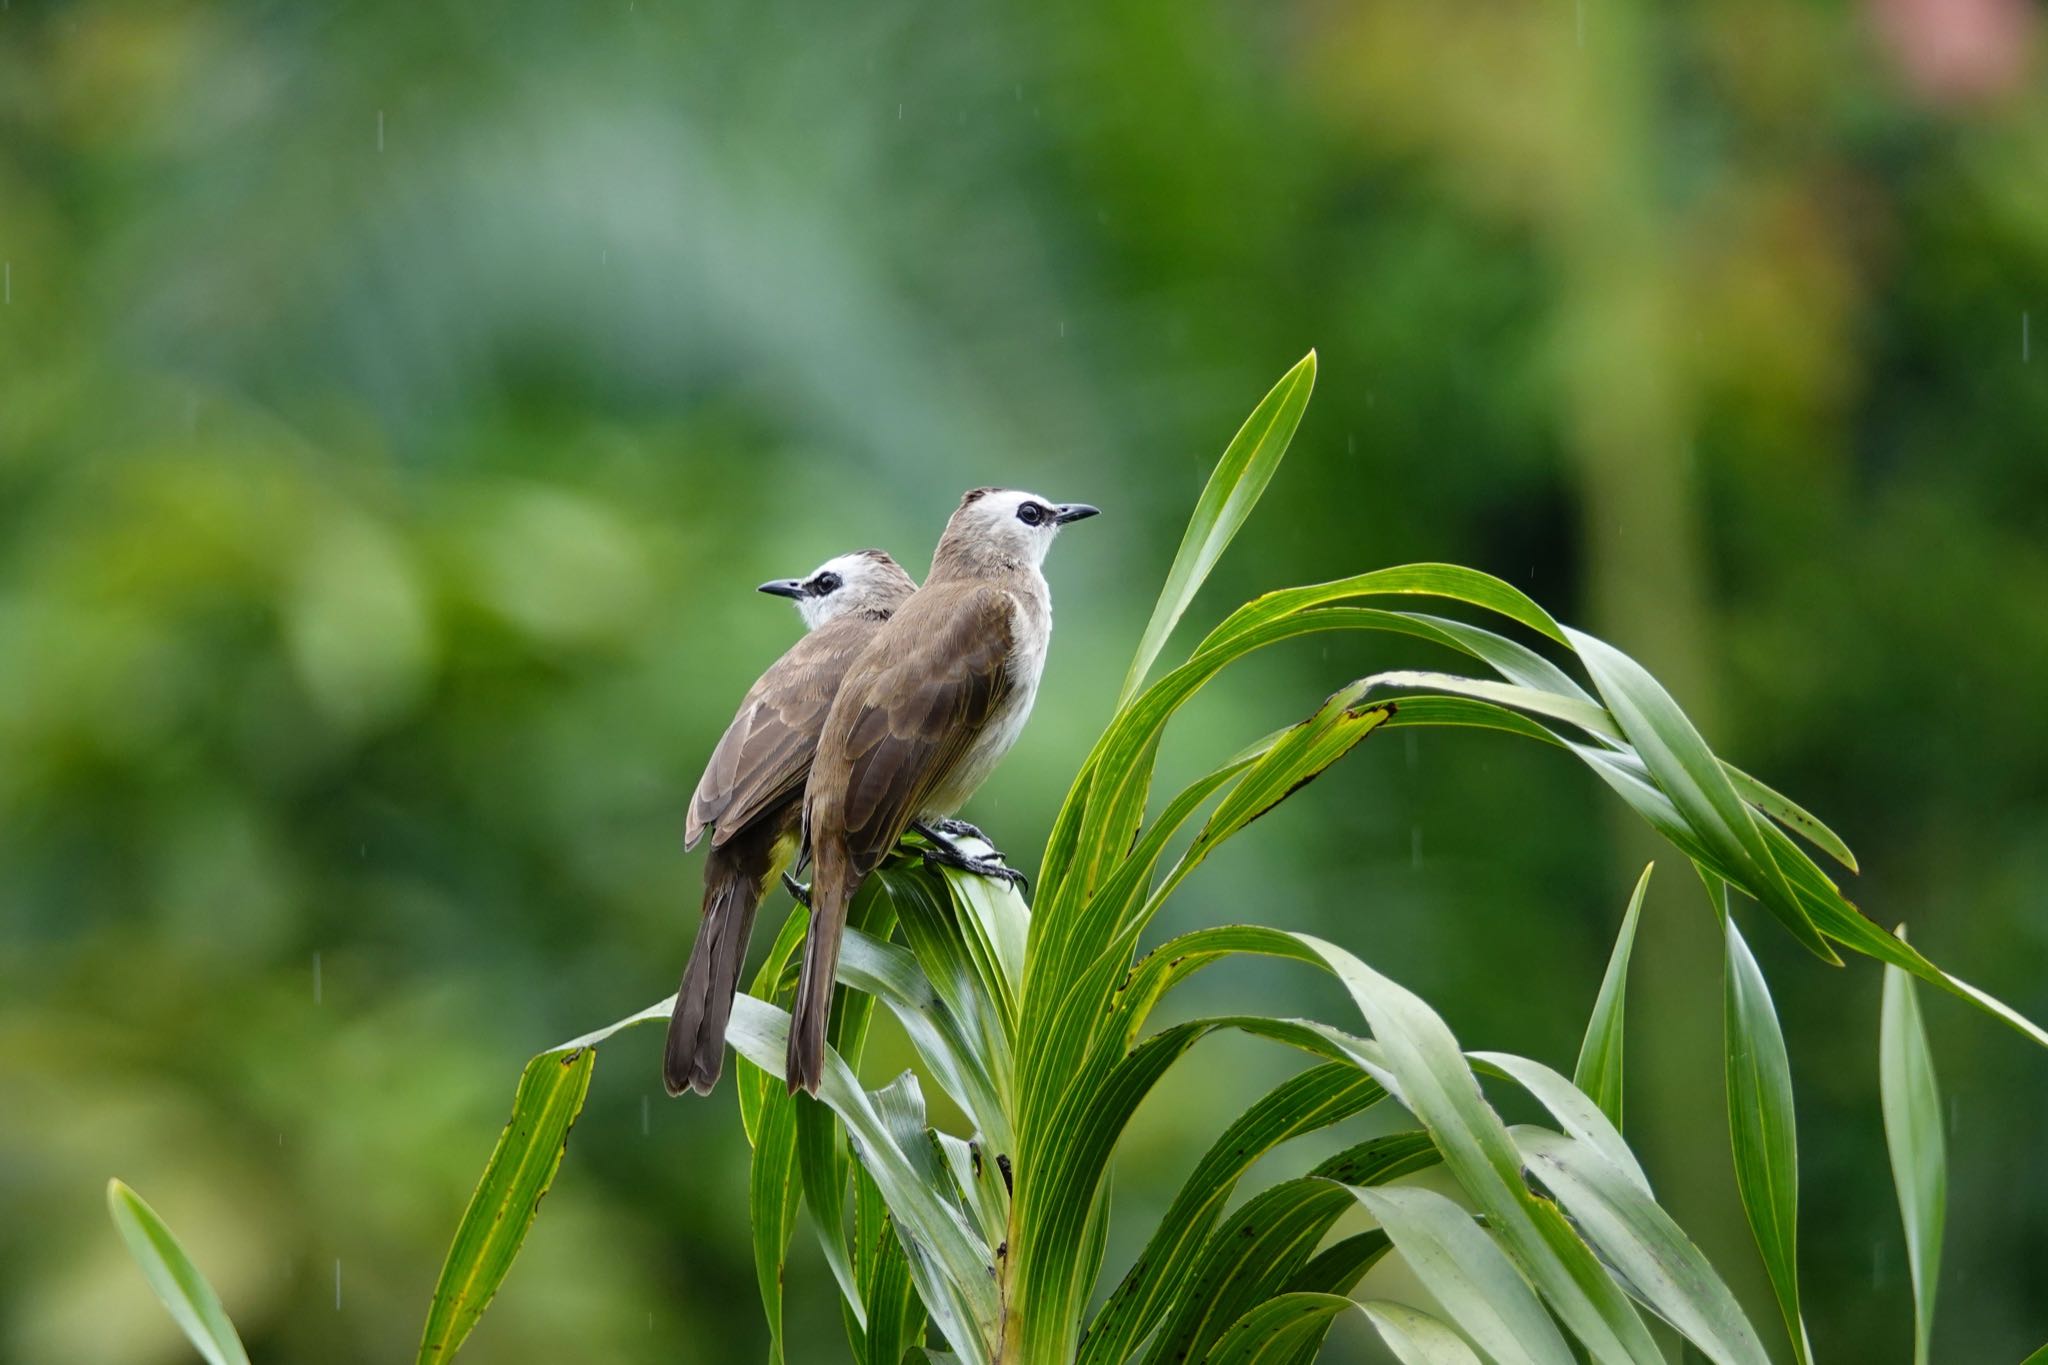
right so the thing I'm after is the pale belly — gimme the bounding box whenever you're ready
[921,680,1039,817]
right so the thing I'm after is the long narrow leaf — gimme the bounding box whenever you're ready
[1350,1183,1576,1365]
[1571,630,1832,962]
[1208,1293,1358,1365]
[1080,1061,1385,1365]
[1471,1051,1649,1195]
[1120,350,1316,705]
[1881,931,1946,1365]
[417,1047,596,1363]
[1575,864,1653,1129]
[105,1180,251,1365]
[749,1093,802,1364]
[1721,905,1812,1365]
[1360,1301,1487,1365]
[1141,1136,1437,1365]
[1296,933,1662,1365]
[1515,1127,1769,1365]
[726,993,997,1363]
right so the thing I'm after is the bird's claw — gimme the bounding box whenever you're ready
[931,817,991,843]
[920,847,1028,893]
[781,871,812,907]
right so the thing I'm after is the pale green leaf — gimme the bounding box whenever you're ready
[1721,906,1811,1365]
[105,1180,251,1365]
[1881,929,1946,1365]
[1350,1183,1575,1365]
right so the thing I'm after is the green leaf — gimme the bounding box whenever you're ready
[839,924,1007,1151]
[1575,863,1652,1129]
[1359,1301,1487,1365]
[1881,930,1946,1365]
[1569,629,1834,963]
[726,993,997,1364]
[1080,1062,1385,1365]
[797,883,901,1333]
[1286,1229,1394,1296]
[1207,1293,1358,1365]
[1119,350,1316,706]
[749,1093,802,1365]
[417,1046,596,1363]
[1721,905,1812,1365]
[861,1215,927,1365]
[1140,1136,1433,1365]
[1515,1127,1769,1365]
[1296,933,1662,1365]
[105,1180,251,1365]
[1470,1050,1649,1196]
[1349,1183,1576,1365]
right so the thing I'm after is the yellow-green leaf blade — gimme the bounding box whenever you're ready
[1119,350,1316,705]
[416,1046,597,1363]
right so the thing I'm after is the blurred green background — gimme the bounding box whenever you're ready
[3,1,2045,1360]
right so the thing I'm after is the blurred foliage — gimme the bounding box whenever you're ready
[1,1,2044,1361]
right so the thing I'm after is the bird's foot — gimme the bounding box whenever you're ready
[922,847,1028,893]
[912,822,1029,892]
[780,871,812,907]
[929,817,991,843]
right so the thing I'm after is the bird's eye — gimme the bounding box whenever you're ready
[810,572,843,595]
[1016,502,1046,527]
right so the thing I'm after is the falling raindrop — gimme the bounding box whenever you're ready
[313,952,323,1004]
[641,1094,651,1136]
[1059,321,1066,339]
[1410,825,1423,869]
[4,263,10,305]
[2025,311,2032,363]
[897,103,904,120]
[334,1259,343,1311]
[376,111,385,153]
[1347,433,1356,456]
[1405,731,1418,772]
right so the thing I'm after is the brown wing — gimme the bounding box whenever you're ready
[812,586,1015,877]
[686,616,879,849]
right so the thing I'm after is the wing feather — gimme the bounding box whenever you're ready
[686,616,880,848]
[817,586,1015,876]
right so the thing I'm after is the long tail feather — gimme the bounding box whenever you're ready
[786,843,856,1095]
[665,850,767,1096]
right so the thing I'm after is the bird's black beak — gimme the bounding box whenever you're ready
[1054,503,1101,525]
[757,578,807,599]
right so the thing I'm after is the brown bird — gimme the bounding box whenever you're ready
[788,488,1099,1093]
[665,548,918,1096]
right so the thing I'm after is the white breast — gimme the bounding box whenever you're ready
[920,582,1049,818]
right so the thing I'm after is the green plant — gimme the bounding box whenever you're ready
[111,357,2045,1363]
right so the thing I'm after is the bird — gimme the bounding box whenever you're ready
[665,547,918,1097]
[788,488,1100,1094]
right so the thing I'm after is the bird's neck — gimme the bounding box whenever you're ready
[929,535,1042,584]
